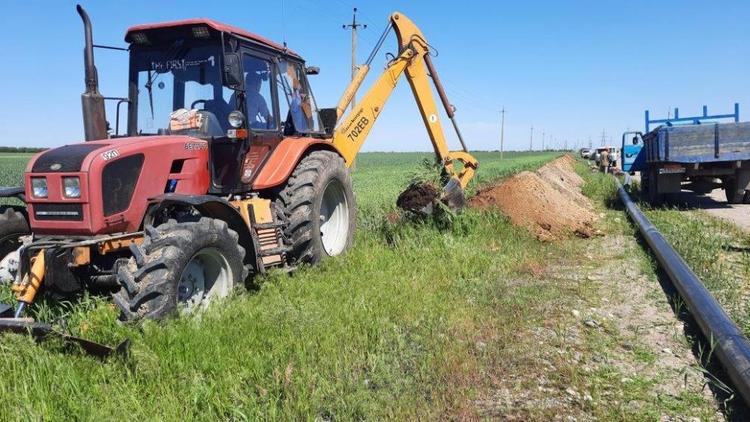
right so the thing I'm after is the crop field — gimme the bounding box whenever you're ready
[0,151,566,420]
[0,154,30,185]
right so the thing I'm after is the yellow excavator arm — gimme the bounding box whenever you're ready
[331,12,478,189]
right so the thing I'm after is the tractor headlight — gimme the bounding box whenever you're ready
[31,177,47,198]
[228,110,245,128]
[63,177,81,198]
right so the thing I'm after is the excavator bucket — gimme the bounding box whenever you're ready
[440,177,466,211]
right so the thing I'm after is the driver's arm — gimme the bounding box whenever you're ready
[259,97,273,128]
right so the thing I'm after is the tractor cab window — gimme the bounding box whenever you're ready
[238,54,276,131]
[276,59,321,134]
[132,44,234,136]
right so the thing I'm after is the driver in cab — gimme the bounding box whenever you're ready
[245,72,272,129]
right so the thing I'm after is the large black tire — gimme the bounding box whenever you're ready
[113,218,247,321]
[275,150,356,265]
[724,178,744,204]
[645,169,663,206]
[0,207,30,280]
[0,206,30,282]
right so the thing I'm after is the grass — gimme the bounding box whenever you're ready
[578,163,750,418]
[0,150,565,420]
[0,152,730,420]
[640,206,750,338]
[564,163,723,420]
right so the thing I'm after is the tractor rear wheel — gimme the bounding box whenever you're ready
[0,207,29,283]
[113,218,247,321]
[276,150,356,265]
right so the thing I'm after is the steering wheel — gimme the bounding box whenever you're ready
[190,99,208,109]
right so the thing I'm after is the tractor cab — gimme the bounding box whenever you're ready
[123,20,324,193]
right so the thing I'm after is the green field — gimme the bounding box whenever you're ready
[0,151,567,420]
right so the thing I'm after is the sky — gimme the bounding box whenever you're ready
[1,0,749,152]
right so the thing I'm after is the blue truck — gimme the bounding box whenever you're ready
[621,104,750,205]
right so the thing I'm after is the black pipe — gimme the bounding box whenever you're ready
[76,4,108,141]
[616,178,750,405]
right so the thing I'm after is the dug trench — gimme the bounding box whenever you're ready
[464,156,731,420]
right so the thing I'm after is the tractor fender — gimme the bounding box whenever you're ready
[144,194,255,265]
[0,187,25,203]
[252,138,342,190]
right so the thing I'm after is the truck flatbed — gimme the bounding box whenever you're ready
[644,121,750,164]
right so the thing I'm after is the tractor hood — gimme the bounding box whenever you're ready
[26,136,206,174]
[25,135,211,236]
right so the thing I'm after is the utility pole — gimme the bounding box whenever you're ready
[499,107,505,159]
[541,131,545,150]
[530,126,534,151]
[343,7,366,112]
[600,129,606,146]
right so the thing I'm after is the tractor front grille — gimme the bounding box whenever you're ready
[102,154,144,216]
[34,203,84,221]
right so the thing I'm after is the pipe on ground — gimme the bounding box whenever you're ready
[616,178,750,405]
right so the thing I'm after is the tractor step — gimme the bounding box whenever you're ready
[257,246,288,257]
[254,222,284,230]
[231,196,289,274]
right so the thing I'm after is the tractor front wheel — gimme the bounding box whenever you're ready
[0,207,29,283]
[276,150,356,265]
[113,218,247,321]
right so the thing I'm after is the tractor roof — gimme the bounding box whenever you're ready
[125,18,301,59]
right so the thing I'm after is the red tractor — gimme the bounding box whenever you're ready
[0,6,477,323]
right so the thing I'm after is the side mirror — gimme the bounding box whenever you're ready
[223,53,243,89]
[632,137,638,145]
[305,66,320,75]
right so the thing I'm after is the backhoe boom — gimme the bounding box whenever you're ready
[332,12,478,189]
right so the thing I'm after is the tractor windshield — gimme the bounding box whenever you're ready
[131,43,235,136]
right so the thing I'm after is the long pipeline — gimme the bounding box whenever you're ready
[616,178,750,404]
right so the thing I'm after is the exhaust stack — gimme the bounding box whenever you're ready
[76,5,108,141]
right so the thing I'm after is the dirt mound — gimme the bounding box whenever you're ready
[469,155,597,241]
[536,161,590,206]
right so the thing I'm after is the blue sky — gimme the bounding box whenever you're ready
[1,0,748,152]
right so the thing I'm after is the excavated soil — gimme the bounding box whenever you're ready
[469,155,597,241]
[396,182,440,213]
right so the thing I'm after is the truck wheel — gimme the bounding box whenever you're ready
[113,218,247,321]
[646,169,663,206]
[276,150,356,265]
[724,178,744,204]
[0,207,29,283]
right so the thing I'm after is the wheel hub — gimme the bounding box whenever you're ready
[177,248,232,312]
[0,249,20,284]
[319,180,349,256]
